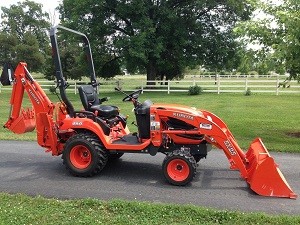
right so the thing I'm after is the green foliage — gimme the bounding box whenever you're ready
[0,193,299,225]
[249,71,258,76]
[234,0,300,80]
[188,85,202,95]
[0,0,50,72]
[245,88,252,96]
[49,86,57,94]
[14,32,46,71]
[0,33,18,65]
[59,0,255,81]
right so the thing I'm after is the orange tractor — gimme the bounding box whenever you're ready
[1,25,297,199]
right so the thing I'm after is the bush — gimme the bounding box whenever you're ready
[245,88,251,96]
[49,86,57,94]
[188,85,202,95]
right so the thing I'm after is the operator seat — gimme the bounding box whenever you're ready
[78,85,119,118]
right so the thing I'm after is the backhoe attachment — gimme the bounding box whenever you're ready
[2,62,59,155]
[2,62,36,134]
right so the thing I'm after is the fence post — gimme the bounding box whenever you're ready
[276,75,279,96]
[167,80,170,94]
[141,81,144,94]
[217,75,220,94]
[245,75,248,91]
[74,81,77,95]
[193,77,196,86]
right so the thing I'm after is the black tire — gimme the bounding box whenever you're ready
[108,152,124,160]
[162,150,197,186]
[62,133,108,177]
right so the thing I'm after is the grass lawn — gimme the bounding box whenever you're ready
[0,91,299,152]
[0,90,299,223]
[0,193,299,225]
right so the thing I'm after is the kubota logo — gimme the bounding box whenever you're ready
[173,113,194,120]
[72,121,83,126]
[28,89,40,104]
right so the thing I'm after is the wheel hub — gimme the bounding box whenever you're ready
[70,145,92,169]
[176,164,183,171]
[167,158,190,182]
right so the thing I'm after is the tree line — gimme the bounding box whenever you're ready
[0,0,299,81]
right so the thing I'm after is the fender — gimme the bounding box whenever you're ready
[60,117,110,148]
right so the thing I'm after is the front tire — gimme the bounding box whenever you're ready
[62,133,108,177]
[162,150,197,186]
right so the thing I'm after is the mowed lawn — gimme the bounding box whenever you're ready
[0,90,300,224]
[0,90,299,152]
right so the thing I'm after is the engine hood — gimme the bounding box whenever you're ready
[150,103,204,118]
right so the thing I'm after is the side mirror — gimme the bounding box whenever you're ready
[0,62,15,86]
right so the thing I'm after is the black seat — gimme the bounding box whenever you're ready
[78,85,119,118]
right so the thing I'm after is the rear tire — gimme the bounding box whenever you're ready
[162,150,197,186]
[62,133,108,177]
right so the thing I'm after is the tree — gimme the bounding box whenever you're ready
[59,0,255,81]
[0,33,18,65]
[14,32,46,71]
[235,0,300,80]
[0,0,50,71]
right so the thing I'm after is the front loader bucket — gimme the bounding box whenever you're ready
[5,108,35,134]
[245,138,297,199]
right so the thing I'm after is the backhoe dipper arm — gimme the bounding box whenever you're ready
[4,62,58,154]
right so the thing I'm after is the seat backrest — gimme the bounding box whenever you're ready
[78,85,100,111]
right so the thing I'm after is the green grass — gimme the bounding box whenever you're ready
[0,91,299,223]
[0,193,299,225]
[0,91,299,152]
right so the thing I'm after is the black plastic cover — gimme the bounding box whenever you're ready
[0,62,14,86]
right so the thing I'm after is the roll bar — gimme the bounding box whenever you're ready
[49,25,97,117]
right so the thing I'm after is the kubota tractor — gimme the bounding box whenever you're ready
[1,25,297,199]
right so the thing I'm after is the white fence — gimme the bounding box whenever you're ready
[0,75,299,95]
[142,75,300,95]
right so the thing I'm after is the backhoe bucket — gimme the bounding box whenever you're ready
[245,138,297,199]
[6,108,35,134]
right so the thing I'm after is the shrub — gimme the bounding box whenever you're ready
[188,85,202,95]
[245,88,251,96]
[49,86,57,94]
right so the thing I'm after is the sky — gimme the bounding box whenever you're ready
[0,0,61,24]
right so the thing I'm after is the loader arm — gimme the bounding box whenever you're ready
[4,62,59,154]
[199,110,297,199]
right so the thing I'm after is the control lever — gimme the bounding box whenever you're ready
[100,97,110,103]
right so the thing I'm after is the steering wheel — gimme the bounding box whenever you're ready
[122,89,142,102]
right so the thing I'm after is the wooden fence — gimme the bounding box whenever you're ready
[0,75,299,95]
